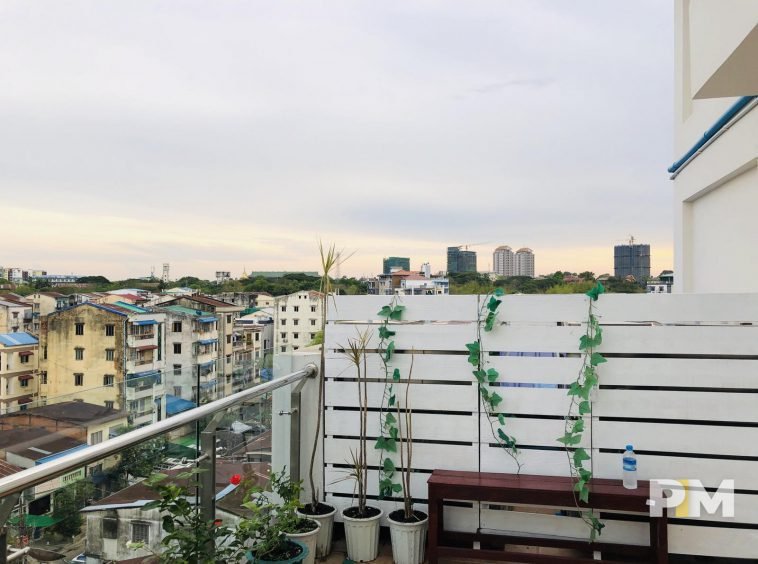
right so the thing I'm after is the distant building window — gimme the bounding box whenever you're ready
[74,373,84,386]
[226,314,232,324]
[106,349,115,361]
[226,374,231,383]
[90,431,103,445]
[40,372,47,385]
[102,517,118,539]
[172,321,182,333]
[105,324,115,336]
[311,306,317,313]
[226,355,231,365]
[310,333,316,340]
[310,319,316,326]
[281,319,287,326]
[293,306,299,312]
[105,400,114,410]
[226,335,231,344]
[12,312,18,319]
[103,374,114,387]
[293,333,299,340]
[293,319,299,326]
[19,354,29,364]
[75,323,84,335]
[173,364,181,376]
[280,332,286,339]
[255,333,260,342]
[131,521,150,544]
[173,343,181,354]
[43,346,47,360]
[280,346,286,353]
[19,378,29,388]
[75,347,84,360]
[281,306,286,312]
[174,386,182,396]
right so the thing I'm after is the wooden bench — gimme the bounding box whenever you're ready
[427,470,668,564]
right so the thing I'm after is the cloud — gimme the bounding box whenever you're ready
[471,78,554,95]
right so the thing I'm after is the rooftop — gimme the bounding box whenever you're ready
[20,401,126,426]
[0,332,38,347]
[6,433,85,461]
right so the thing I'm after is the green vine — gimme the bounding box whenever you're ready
[557,281,606,540]
[375,297,405,498]
[467,288,521,471]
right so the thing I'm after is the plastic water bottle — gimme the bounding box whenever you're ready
[623,444,637,489]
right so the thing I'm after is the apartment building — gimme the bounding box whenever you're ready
[514,248,535,277]
[159,295,243,398]
[0,298,32,334]
[493,246,515,277]
[0,333,39,414]
[39,302,166,427]
[158,305,220,404]
[273,291,323,353]
[26,292,71,334]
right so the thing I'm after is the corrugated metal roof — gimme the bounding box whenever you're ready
[0,332,38,347]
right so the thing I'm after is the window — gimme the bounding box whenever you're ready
[280,332,286,339]
[102,517,118,539]
[19,354,29,364]
[105,324,115,336]
[226,355,231,365]
[280,346,286,352]
[90,431,103,445]
[43,345,47,360]
[310,319,317,326]
[280,306,286,312]
[105,400,114,410]
[106,349,115,361]
[75,322,84,335]
[310,333,316,340]
[174,386,182,396]
[131,522,150,543]
[281,319,287,326]
[173,343,181,354]
[311,306,317,313]
[75,347,84,360]
[173,364,181,376]
[293,306,299,312]
[19,378,29,388]
[293,319,299,326]
[172,321,182,332]
[12,312,18,319]
[226,374,231,383]
[103,374,114,387]
[226,335,231,344]
[74,373,84,386]
[40,372,47,385]
[255,333,260,342]
[293,333,299,339]
[226,314,232,324]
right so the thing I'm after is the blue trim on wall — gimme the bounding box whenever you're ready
[668,96,756,174]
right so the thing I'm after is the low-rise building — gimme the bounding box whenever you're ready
[0,332,39,413]
[366,269,449,296]
[273,291,323,354]
[0,298,32,334]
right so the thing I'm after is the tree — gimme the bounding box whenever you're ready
[578,272,596,281]
[52,481,95,537]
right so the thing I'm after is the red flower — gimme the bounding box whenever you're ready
[213,519,223,527]
[229,474,241,486]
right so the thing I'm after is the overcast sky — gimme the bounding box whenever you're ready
[1,1,674,279]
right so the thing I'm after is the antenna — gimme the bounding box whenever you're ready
[629,235,635,246]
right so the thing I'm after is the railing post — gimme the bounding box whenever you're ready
[199,412,225,540]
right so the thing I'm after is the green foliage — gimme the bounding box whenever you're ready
[51,480,95,537]
[557,282,606,540]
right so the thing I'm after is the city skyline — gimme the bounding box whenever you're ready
[1,2,673,280]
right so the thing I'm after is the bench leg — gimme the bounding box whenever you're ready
[650,514,668,564]
[428,490,443,564]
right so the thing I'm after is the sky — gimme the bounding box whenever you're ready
[0,1,675,280]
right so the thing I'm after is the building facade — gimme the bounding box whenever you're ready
[514,248,535,277]
[446,247,477,274]
[382,257,410,274]
[493,246,515,277]
[0,333,39,414]
[613,244,650,282]
[273,291,322,354]
[0,298,32,334]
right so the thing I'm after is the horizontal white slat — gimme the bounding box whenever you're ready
[325,380,476,412]
[600,357,758,388]
[478,417,590,449]
[326,352,475,383]
[326,409,476,443]
[599,325,758,355]
[595,389,758,422]
[484,325,584,353]
[329,295,478,322]
[325,322,476,353]
[325,466,430,500]
[480,447,576,478]
[485,355,583,385]
[489,387,572,417]
[595,420,758,458]
[324,438,476,472]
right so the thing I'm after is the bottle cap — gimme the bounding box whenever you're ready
[626,444,633,451]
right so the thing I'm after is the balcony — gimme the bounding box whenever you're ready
[0,294,754,562]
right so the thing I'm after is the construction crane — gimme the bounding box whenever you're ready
[453,241,492,251]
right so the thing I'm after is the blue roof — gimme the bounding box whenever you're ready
[165,395,196,416]
[133,319,157,326]
[0,333,38,347]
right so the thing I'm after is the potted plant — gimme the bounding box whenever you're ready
[340,331,383,561]
[271,469,320,564]
[298,242,338,558]
[387,352,428,564]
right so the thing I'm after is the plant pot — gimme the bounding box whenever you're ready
[297,502,336,558]
[388,509,428,564]
[341,506,383,562]
[247,539,309,564]
[285,519,320,564]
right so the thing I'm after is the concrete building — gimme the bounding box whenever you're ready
[446,247,477,274]
[514,248,535,277]
[26,292,71,333]
[273,291,323,354]
[210,292,274,310]
[158,305,219,405]
[0,297,32,334]
[158,295,243,398]
[0,333,39,414]
[382,257,410,274]
[614,242,651,282]
[31,274,80,287]
[215,271,231,285]
[493,246,515,277]
[366,270,449,296]
[672,2,758,292]
[39,302,166,427]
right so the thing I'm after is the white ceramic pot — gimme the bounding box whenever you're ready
[286,520,320,564]
[388,512,428,564]
[296,504,336,559]
[341,506,383,562]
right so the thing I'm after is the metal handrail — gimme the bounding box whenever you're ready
[0,363,317,498]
